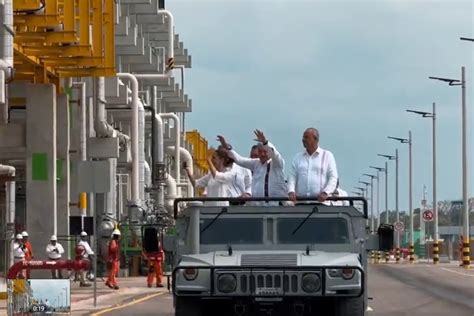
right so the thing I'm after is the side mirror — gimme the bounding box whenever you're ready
[377,224,394,251]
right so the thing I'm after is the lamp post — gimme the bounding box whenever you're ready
[370,166,385,228]
[363,174,377,233]
[359,180,371,230]
[389,133,414,263]
[429,68,469,269]
[407,103,438,264]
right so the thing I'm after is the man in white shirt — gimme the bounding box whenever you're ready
[46,235,64,279]
[288,128,338,203]
[77,231,94,286]
[218,130,287,206]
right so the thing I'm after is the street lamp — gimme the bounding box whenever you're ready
[389,133,414,263]
[460,37,474,42]
[378,151,399,262]
[354,187,365,196]
[370,166,385,228]
[407,104,438,264]
[363,173,377,232]
[429,67,469,269]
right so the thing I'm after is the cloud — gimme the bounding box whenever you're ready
[169,0,474,210]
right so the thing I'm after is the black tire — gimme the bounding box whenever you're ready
[175,297,201,316]
[335,296,365,316]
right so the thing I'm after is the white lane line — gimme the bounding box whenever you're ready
[441,267,474,277]
[367,306,374,312]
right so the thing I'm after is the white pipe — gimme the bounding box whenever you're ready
[144,160,152,196]
[72,82,87,161]
[160,113,180,188]
[0,0,14,76]
[164,173,177,213]
[166,146,193,174]
[154,114,164,164]
[158,10,175,62]
[117,73,140,203]
[138,101,146,200]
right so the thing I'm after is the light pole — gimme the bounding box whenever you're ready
[363,173,377,233]
[389,133,414,263]
[359,180,371,230]
[429,68,469,269]
[407,103,438,264]
[460,37,474,42]
[354,187,365,196]
[370,166,385,228]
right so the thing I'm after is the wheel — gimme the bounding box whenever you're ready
[175,297,201,316]
[335,296,365,316]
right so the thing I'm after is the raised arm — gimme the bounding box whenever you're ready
[254,130,284,169]
[217,134,258,171]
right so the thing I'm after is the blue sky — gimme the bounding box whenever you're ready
[168,0,473,213]
[30,279,70,307]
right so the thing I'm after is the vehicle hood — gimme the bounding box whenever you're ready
[178,250,361,268]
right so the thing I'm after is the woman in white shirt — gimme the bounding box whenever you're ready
[185,148,234,206]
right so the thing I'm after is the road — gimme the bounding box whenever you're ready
[94,264,474,316]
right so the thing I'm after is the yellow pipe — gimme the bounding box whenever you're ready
[79,192,87,216]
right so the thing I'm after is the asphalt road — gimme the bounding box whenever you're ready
[95,264,474,316]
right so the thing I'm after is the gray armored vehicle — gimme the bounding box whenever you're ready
[166,197,393,316]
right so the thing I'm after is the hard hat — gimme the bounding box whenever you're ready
[50,235,57,241]
[80,231,88,237]
[16,234,23,240]
[21,231,28,237]
[112,229,121,236]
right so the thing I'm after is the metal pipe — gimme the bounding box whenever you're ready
[0,0,14,77]
[164,173,177,214]
[160,113,180,189]
[139,102,146,201]
[158,10,175,62]
[395,149,400,260]
[166,146,194,196]
[72,82,87,161]
[117,73,140,203]
[461,66,470,269]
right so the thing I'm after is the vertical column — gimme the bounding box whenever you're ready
[26,84,57,274]
[56,94,70,256]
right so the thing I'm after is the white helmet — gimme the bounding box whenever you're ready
[21,231,28,237]
[80,231,88,237]
[50,235,57,241]
[112,229,121,236]
[16,234,23,240]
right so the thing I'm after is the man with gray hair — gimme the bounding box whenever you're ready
[287,128,338,203]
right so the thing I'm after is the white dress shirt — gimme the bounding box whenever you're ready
[287,147,338,199]
[227,164,252,197]
[229,142,287,205]
[46,242,65,259]
[78,240,94,258]
[195,170,234,206]
[13,242,25,259]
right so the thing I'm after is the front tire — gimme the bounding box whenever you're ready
[335,296,365,316]
[175,297,201,316]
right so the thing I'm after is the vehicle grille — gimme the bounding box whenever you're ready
[239,272,300,294]
[241,254,297,267]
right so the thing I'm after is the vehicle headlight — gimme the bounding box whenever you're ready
[182,268,199,281]
[328,268,355,280]
[301,273,321,293]
[217,273,237,293]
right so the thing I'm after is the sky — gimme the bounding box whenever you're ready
[168,0,474,213]
[30,279,70,308]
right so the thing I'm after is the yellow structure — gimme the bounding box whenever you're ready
[13,0,116,84]
[185,130,211,174]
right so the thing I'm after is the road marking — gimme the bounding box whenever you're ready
[367,306,374,312]
[441,267,474,277]
[90,292,165,315]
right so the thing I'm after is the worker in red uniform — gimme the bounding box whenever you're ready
[143,244,164,288]
[21,231,34,278]
[105,229,121,290]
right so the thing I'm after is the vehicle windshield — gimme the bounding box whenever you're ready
[200,217,263,244]
[277,218,350,244]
